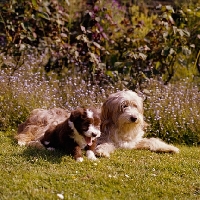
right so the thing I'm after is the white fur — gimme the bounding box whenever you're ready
[86,109,94,118]
[44,141,50,145]
[76,157,84,162]
[85,124,101,139]
[86,150,97,160]
[18,141,26,146]
[47,147,55,151]
[68,120,87,149]
[96,90,179,157]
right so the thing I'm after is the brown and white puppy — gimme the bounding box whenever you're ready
[15,107,70,148]
[96,90,179,157]
[40,107,101,162]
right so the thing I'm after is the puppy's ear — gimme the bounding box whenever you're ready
[69,108,85,122]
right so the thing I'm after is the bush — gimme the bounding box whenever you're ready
[0,0,199,87]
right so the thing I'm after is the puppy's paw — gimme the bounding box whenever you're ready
[47,147,55,151]
[18,141,26,146]
[76,157,84,162]
[86,150,97,161]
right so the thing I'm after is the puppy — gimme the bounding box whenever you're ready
[40,107,101,162]
[96,90,179,157]
[15,107,70,148]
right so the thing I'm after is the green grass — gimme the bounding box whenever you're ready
[0,131,199,200]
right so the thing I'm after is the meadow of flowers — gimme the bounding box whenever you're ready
[143,79,200,145]
[0,52,199,145]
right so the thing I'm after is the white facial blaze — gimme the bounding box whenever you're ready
[85,124,101,138]
[86,109,93,118]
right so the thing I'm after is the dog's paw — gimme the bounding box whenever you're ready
[47,147,55,151]
[168,146,179,153]
[86,150,98,161]
[95,147,110,158]
[95,143,116,157]
[18,141,26,146]
[76,157,84,162]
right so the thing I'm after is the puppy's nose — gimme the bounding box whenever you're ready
[92,132,97,137]
[130,116,137,122]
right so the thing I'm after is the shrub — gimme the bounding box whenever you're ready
[1,1,199,87]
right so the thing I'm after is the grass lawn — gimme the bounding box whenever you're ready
[0,131,199,200]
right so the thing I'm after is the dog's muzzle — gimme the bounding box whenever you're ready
[130,116,137,122]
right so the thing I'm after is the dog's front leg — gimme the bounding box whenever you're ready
[95,142,116,157]
[135,138,179,153]
[73,146,83,162]
[85,140,97,161]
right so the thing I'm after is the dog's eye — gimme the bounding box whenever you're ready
[122,105,128,109]
[82,121,90,131]
[82,127,88,131]
[132,104,137,108]
[82,124,89,131]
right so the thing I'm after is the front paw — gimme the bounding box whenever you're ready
[95,146,110,158]
[86,150,98,161]
[167,146,180,153]
[28,141,45,150]
[76,157,84,162]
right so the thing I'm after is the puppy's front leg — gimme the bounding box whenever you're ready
[86,139,97,161]
[73,146,83,162]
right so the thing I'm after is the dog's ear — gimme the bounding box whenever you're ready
[135,89,149,101]
[70,109,81,122]
[101,100,114,126]
[69,108,86,122]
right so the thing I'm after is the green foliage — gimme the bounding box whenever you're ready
[0,131,200,199]
[0,0,199,86]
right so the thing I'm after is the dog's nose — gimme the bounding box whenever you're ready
[92,132,97,137]
[130,116,137,122]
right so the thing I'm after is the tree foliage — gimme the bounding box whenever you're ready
[0,0,199,87]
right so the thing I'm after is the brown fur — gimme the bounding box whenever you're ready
[15,108,70,147]
[15,107,101,161]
